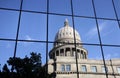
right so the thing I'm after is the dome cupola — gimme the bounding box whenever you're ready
[54,19,82,47]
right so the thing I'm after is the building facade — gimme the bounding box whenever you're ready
[48,19,120,78]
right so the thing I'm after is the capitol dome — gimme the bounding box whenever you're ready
[54,19,81,46]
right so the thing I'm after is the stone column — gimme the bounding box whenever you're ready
[70,48,72,56]
[80,49,82,59]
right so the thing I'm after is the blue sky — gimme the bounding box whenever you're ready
[0,0,120,69]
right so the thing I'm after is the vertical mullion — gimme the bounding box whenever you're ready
[12,0,23,72]
[110,59,116,78]
[92,0,108,78]
[46,0,49,76]
[112,0,120,29]
[14,0,23,58]
[70,0,79,78]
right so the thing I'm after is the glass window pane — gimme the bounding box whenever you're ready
[0,41,15,70]
[48,15,72,42]
[18,12,46,41]
[114,0,120,19]
[102,66,105,73]
[74,17,100,44]
[94,0,116,19]
[73,0,94,17]
[0,0,20,9]
[98,20,120,45]
[61,65,65,71]
[91,66,97,72]
[66,65,71,71]
[0,10,19,39]
[81,65,87,72]
[22,0,47,12]
[84,45,102,60]
[49,0,71,15]
[103,46,120,60]
[16,42,46,64]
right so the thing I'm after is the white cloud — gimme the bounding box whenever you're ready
[25,35,33,40]
[93,52,119,60]
[105,53,119,60]
[22,35,34,46]
[85,21,112,40]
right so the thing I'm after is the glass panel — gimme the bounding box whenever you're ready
[74,17,100,44]
[94,0,116,19]
[16,42,46,64]
[84,45,102,60]
[22,0,47,12]
[18,12,46,41]
[81,65,87,72]
[103,46,120,60]
[73,0,94,17]
[114,0,120,19]
[49,0,71,15]
[48,15,72,42]
[66,65,71,71]
[98,20,120,45]
[0,10,19,39]
[0,41,15,70]
[0,0,20,9]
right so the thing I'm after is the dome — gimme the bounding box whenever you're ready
[54,19,81,43]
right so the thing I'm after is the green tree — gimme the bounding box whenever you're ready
[1,64,10,78]
[2,64,10,73]
[6,52,52,78]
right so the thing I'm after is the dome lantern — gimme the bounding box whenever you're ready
[64,19,69,27]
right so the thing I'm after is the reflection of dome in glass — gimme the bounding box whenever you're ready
[54,19,81,42]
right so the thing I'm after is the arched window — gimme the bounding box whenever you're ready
[56,50,59,56]
[81,50,84,59]
[60,49,64,56]
[66,48,70,56]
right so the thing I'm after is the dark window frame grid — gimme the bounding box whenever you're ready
[0,0,119,78]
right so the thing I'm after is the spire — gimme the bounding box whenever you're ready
[64,18,69,27]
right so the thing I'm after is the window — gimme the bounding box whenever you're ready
[66,65,71,71]
[56,51,59,56]
[61,65,65,71]
[82,65,87,72]
[117,67,120,74]
[102,66,108,73]
[91,66,97,72]
[60,49,64,56]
